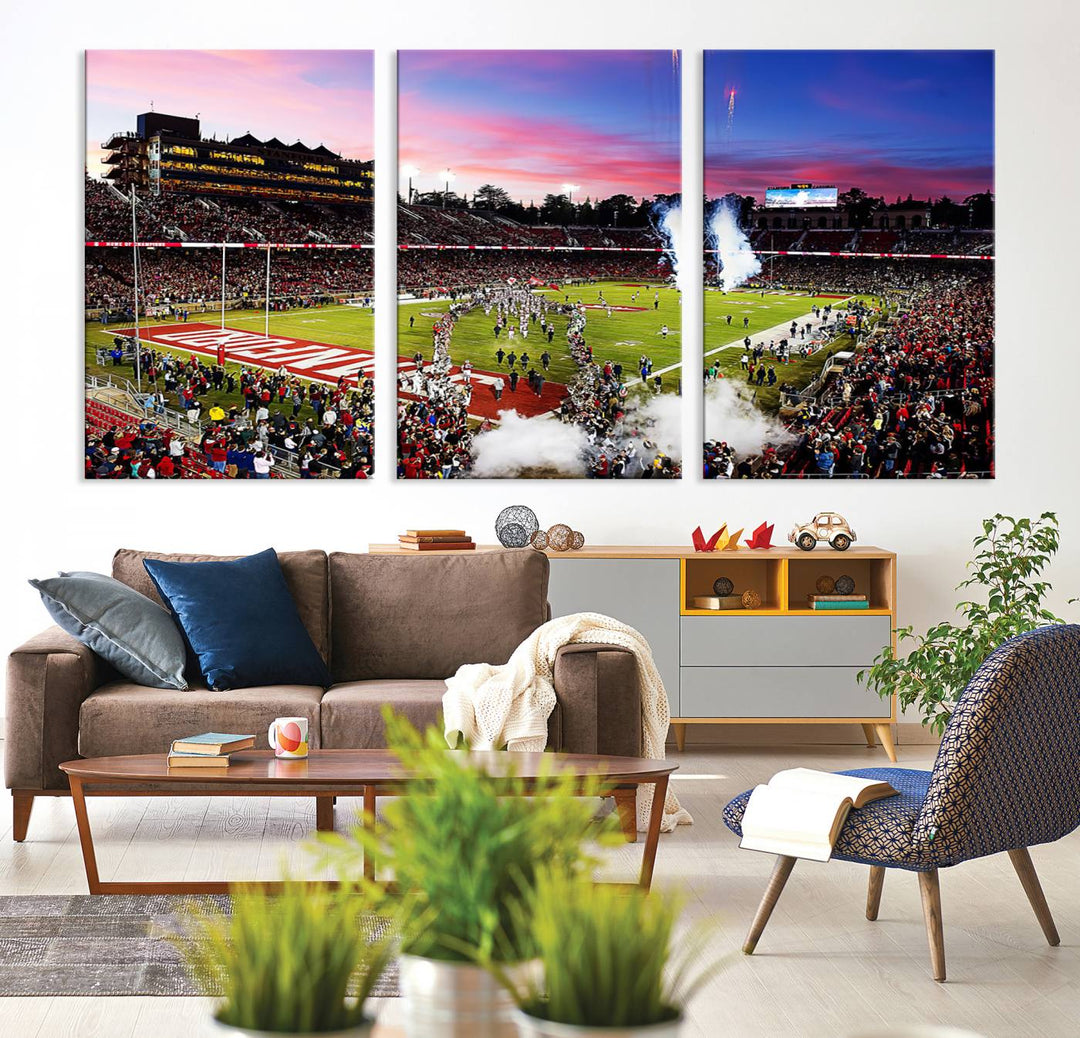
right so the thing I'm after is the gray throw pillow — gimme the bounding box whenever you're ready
[30,571,188,690]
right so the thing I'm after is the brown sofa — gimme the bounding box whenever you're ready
[5,548,642,840]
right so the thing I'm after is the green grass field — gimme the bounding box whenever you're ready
[398,280,683,390]
[704,288,873,412]
[85,303,373,423]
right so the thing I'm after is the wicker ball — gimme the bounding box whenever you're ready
[815,575,836,594]
[530,529,549,551]
[570,530,585,550]
[495,505,539,548]
[713,576,735,597]
[547,523,574,551]
[835,574,856,595]
[741,589,761,609]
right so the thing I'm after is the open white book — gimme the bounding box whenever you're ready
[739,768,898,862]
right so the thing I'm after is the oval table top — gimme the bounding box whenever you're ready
[59,748,677,785]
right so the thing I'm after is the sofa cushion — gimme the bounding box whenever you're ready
[328,550,549,681]
[142,550,332,691]
[79,680,323,758]
[111,549,330,664]
[321,680,561,750]
[29,571,188,690]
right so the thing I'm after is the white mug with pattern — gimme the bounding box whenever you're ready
[268,716,309,759]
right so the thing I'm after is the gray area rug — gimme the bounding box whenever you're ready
[0,895,399,997]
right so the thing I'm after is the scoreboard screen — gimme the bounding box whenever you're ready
[764,186,838,209]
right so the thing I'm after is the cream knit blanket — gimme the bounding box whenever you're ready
[442,612,692,833]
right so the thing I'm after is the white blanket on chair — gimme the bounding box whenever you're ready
[442,611,692,833]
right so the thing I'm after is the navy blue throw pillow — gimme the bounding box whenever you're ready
[142,549,332,691]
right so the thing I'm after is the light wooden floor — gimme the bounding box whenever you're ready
[1,740,1077,1038]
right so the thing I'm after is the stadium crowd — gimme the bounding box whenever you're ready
[86,175,374,244]
[87,343,374,479]
[86,247,372,312]
[704,267,994,479]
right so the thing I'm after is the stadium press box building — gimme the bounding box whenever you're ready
[101,111,374,208]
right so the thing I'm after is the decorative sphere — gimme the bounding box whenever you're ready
[741,589,761,609]
[816,575,836,594]
[495,506,539,548]
[547,524,573,551]
[835,574,856,595]
[713,576,734,597]
[531,529,549,551]
[570,530,585,550]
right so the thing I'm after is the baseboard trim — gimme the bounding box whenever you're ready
[666,721,940,749]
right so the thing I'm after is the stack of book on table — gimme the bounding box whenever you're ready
[397,529,475,551]
[807,594,870,610]
[167,732,255,768]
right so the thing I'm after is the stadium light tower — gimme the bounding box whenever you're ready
[401,165,420,204]
[562,183,581,204]
[439,169,455,207]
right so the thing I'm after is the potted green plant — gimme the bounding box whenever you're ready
[175,880,393,1037]
[314,710,619,1038]
[501,870,720,1037]
[860,513,1073,733]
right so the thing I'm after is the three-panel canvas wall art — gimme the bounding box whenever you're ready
[84,49,994,481]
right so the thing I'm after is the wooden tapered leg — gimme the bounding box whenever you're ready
[638,775,668,891]
[917,869,946,982]
[12,792,34,842]
[866,866,885,920]
[362,785,376,881]
[743,855,797,954]
[874,723,898,763]
[672,723,687,752]
[315,796,334,832]
[69,778,102,895]
[860,724,877,748]
[612,788,638,844]
[1007,848,1060,946]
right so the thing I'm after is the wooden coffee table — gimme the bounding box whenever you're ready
[59,749,676,895]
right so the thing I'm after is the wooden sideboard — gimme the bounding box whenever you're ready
[367,544,899,760]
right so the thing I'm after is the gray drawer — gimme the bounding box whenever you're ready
[548,558,681,716]
[680,615,891,668]
[680,666,891,719]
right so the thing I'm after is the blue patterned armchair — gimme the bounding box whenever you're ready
[723,624,1080,981]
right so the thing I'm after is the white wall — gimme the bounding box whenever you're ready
[2,0,1079,722]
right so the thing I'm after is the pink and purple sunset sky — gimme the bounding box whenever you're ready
[705,50,994,202]
[85,50,373,177]
[398,50,681,203]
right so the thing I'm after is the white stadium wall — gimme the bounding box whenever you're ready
[2,0,1079,727]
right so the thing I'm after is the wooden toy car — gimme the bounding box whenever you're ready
[789,512,856,552]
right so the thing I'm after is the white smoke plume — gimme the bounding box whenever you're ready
[616,388,682,464]
[469,410,591,478]
[651,200,687,296]
[707,198,761,291]
[704,379,793,457]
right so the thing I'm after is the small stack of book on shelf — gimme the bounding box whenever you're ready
[167,732,255,768]
[397,529,475,551]
[807,594,870,611]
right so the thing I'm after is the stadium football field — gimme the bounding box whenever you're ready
[704,287,873,412]
[398,280,683,393]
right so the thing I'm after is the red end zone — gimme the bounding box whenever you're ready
[115,322,374,386]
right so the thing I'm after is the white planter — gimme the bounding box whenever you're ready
[210,1015,374,1038]
[511,1009,684,1038]
[398,953,520,1038]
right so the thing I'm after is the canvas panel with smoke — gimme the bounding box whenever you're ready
[397,50,684,479]
[703,50,994,480]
